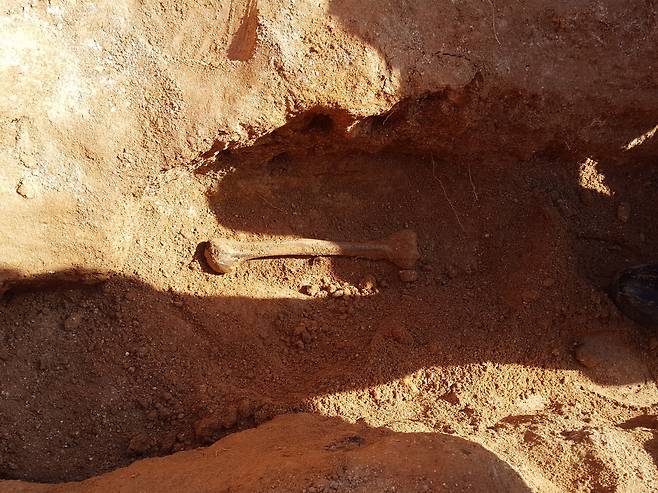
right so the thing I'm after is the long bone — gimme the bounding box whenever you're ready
[204,230,419,274]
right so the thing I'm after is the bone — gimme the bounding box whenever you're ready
[204,230,420,274]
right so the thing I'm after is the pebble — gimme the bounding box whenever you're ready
[617,202,631,223]
[128,433,152,455]
[332,289,344,298]
[303,285,320,297]
[237,398,253,419]
[398,270,418,282]
[193,415,223,442]
[358,274,377,291]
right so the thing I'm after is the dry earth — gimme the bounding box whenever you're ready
[1,1,658,492]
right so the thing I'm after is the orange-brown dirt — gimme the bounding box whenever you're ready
[0,413,532,493]
[2,1,658,492]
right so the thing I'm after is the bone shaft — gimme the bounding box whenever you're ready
[236,239,392,262]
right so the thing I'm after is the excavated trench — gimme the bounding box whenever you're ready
[3,0,658,490]
[1,91,658,487]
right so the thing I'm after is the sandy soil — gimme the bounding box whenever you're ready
[2,147,658,491]
[1,1,658,492]
[0,413,533,493]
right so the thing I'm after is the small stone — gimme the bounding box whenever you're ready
[302,285,320,297]
[237,398,254,418]
[326,284,337,294]
[223,405,239,429]
[128,433,153,455]
[16,179,37,199]
[617,202,631,223]
[193,416,223,442]
[358,275,377,291]
[399,270,418,282]
[332,289,344,298]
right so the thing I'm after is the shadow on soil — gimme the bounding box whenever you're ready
[5,105,657,485]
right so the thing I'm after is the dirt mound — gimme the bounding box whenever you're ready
[0,413,532,493]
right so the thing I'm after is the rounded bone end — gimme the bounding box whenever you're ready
[388,229,420,269]
[204,240,239,274]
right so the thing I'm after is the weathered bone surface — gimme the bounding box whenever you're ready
[204,230,420,274]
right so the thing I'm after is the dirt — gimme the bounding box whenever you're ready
[2,148,658,490]
[0,413,533,493]
[2,1,658,492]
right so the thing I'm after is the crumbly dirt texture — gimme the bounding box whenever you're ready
[1,1,658,492]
